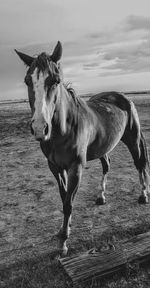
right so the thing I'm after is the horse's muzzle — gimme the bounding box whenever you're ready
[30,120,49,141]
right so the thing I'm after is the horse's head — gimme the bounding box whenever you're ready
[15,41,63,141]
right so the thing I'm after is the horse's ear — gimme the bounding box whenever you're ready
[51,41,62,63]
[14,49,34,67]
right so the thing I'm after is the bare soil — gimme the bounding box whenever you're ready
[0,95,150,287]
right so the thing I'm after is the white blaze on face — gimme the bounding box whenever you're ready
[31,67,57,140]
[31,67,46,121]
[31,67,49,140]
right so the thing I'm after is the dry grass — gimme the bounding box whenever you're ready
[0,95,150,287]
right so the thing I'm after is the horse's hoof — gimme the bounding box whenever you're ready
[96,197,106,205]
[57,248,68,258]
[50,248,68,260]
[58,241,68,257]
[61,246,68,257]
[138,195,148,204]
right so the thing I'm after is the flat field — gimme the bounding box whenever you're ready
[0,94,150,287]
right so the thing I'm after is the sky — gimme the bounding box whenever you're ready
[1,0,150,100]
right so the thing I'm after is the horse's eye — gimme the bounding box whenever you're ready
[24,75,32,87]
[54,65,59,74]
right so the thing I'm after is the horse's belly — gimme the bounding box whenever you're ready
[87,109,127,160]
[87,133,121,160]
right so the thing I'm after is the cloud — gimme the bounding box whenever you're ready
[2,11,150,99]
[83,62,100,70]
[9,15,150,96]
[62,20,150,91]
[100,37,150,75]
[0,0,66,46]
[125,15,150,31]
[80,15,150,80]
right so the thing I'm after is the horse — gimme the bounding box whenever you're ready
[15,41,150,255]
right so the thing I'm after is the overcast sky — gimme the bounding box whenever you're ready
[1,0,150,100]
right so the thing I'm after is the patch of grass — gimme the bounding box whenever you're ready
[0,255,72,288]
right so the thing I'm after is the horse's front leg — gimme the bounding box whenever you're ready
[48,161,68,238]
[59,161,82,256]
[48,161,67,203]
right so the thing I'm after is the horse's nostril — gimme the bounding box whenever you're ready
[44,123,49,136]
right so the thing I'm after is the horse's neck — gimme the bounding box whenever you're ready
[54,84,93,136]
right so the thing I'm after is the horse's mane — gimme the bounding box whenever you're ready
[64,82,86,109]
[64,82,77,102]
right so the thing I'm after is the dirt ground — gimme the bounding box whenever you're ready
[0,94,150,287]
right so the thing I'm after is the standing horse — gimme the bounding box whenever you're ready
[15,41,149,255]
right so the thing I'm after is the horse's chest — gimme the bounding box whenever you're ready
[41,138,76,169]
[49,148,70,167]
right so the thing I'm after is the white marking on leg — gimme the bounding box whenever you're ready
[139,172,149,202]
[98,174,107,202]
[59,214,71,236]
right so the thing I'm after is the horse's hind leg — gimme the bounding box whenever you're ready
[138,169,149,204]
[96,154,110,205]
[122,131,149,204]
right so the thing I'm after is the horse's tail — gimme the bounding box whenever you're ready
[128,100,140,131]
[125,99,150,173]
[122,96,150,190]
[139,131,150,189]
[140,131,150,171]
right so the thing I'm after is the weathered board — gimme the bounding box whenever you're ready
[60,231,150,285]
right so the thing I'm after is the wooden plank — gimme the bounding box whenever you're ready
[60,231,150,285]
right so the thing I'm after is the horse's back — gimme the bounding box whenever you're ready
[87,91,132,114]
[88,91,141,136]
